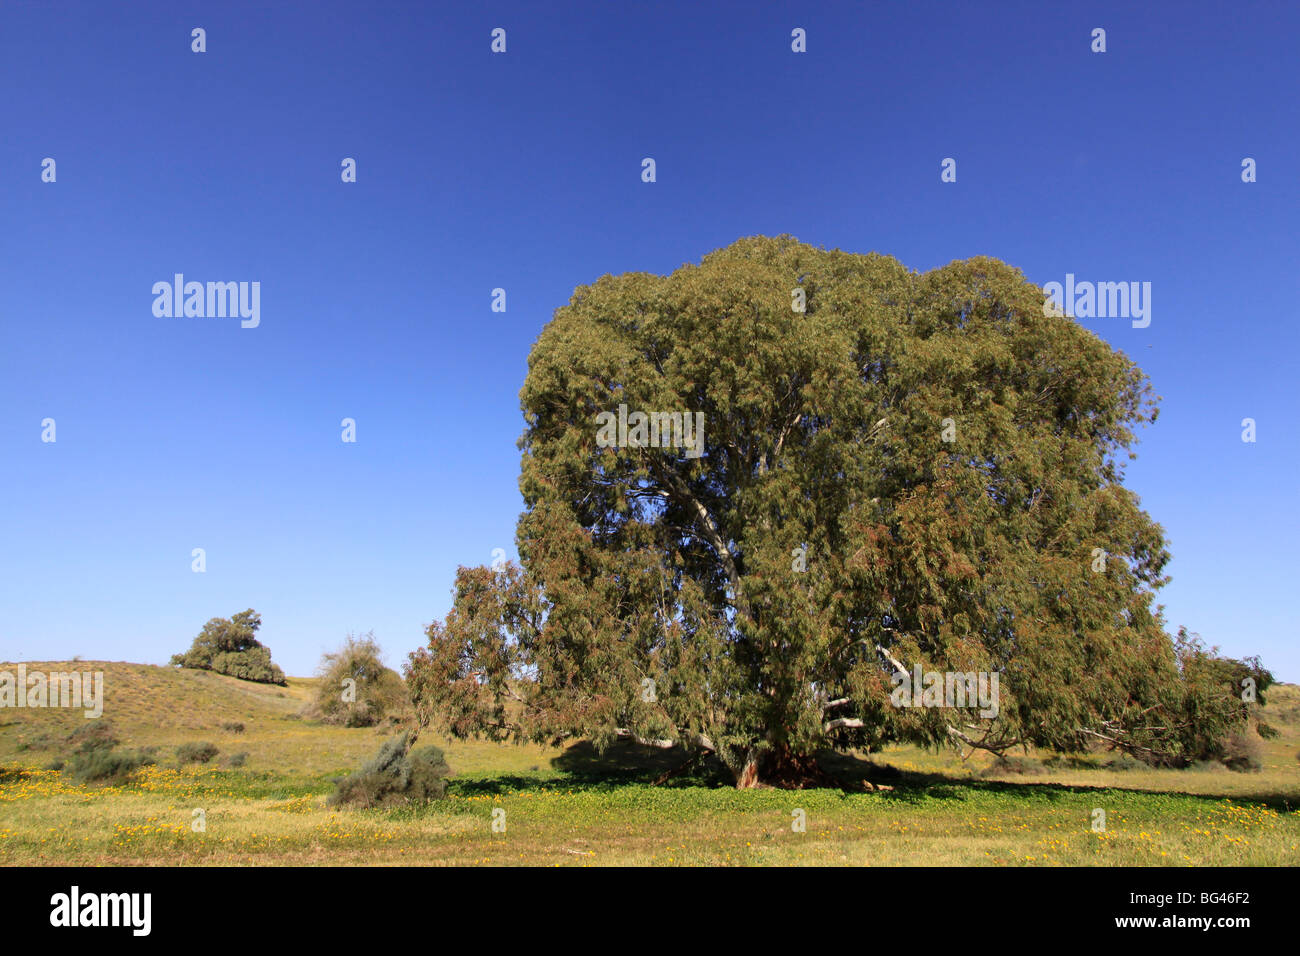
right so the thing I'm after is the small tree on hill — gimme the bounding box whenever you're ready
[306,632,408,727]
[171,609,287,685]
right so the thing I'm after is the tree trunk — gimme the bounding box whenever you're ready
[734,752,761,789]
[733,744,831,789]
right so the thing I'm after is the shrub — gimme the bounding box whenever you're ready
[224,751,249,768]
[70,747,154,784]
[177,742,220,764]
[170,609,287,685]
[305,632,408,728]
[65,720,119,751]
[1104,754,1144,771]
[329,732,450,808]
[981,755,1042,777]
[15,732,56,752]
[1220,732,1262,772]
[1043,754,1101,770]
[68,729,155,784]
[222,721,245,734]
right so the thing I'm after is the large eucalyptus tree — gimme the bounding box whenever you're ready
[407,236,1265,787]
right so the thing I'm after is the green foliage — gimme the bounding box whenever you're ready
[328,732,450,808]
[16,731,56,752]
[69,747,154,784]
[979,756,1042,777]
[1104,754,1144,771]
[1140,629,1277,767]
[170,610,287,685]
[177,741,220,764]
[407,236,1272,787]
[67,723,155,783]
[1218,733,1262,773]
[65,720,120,751]
[305,632,408,727]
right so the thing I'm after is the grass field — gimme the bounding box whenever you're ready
[2,661,1298,866]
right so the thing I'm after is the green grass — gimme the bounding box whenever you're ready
[2,661,1298,866]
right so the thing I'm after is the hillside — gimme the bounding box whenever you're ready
[0,660,559,778]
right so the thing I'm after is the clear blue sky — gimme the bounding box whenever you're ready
[2,0,1296,681]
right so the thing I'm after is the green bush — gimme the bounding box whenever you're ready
[1043,754,1101,770]
[224,751,249,768]
[177,742,220,764]
[70,748,154,784]
[68,729,155,784]
[329,733,450,808]
[15,732,55,752]
[170,609,287,685]
[980,755,1042,777]
[305,632,408,728]
[1220,732,1262,772]
[65,720,119,751]
[1104,754,1144,771]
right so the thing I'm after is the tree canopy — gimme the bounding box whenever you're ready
[171,609,287,686]
[408,235,1269,787]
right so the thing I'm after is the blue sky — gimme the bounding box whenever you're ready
[2,0,1296,680]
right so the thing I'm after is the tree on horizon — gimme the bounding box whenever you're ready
[171,609,287,686]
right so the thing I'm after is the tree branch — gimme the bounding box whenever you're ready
[946,724,1021,757]
[652,463,751,620]
[825,717,865,732]
[615,728,716,752]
